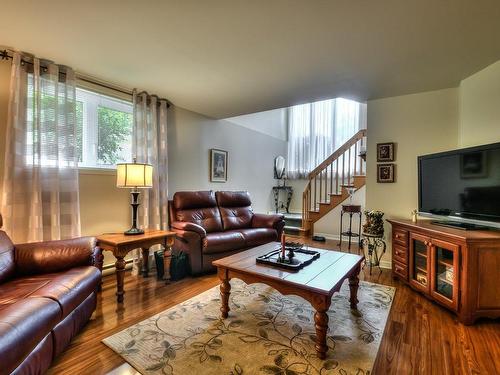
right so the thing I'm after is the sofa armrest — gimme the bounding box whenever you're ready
[91,246,104,272]
[252,213,285,229]
[170,229,204,275]
[171,221,207,238]
[15,237,97,275]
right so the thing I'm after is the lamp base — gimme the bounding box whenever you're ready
[124,227,145,236]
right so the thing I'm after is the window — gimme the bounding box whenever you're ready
[287,98,366,179]
[76,88,133,169]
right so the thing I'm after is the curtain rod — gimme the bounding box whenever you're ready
[0,49,170,108]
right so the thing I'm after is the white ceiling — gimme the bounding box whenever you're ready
[1,0,500,119]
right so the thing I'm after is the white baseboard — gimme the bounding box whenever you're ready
[379,260,392,269]
[102,254,157,276]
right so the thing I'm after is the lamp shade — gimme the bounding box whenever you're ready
[116,162,153,188]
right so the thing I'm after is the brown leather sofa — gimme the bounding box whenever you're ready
[0,214,102,375]
[169,191,285,274]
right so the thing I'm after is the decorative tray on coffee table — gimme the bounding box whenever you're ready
[256,242,320,271]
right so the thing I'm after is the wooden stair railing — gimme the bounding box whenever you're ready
[302,129,367,235]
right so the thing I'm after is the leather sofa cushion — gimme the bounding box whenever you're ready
[238,228,278,247]
[176,207,223,233]
[0,297,60,375]
[216,191,252,207]
[218,207,253,230]
[28,266,101,319]
[0,266,100,319]
[10,333,54,375]
[0,231,15,283]
[203,230,246,254]
[216,191,253,230]
[173,191,223,233]
[173,191,217,210]
[15,237,96,276]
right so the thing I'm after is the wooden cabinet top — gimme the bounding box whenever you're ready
[387,219,500,242]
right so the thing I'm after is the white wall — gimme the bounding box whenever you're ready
[459,60,500,147]
[167,106,287,213]
[225,108,287,141]
[366,88,460,263]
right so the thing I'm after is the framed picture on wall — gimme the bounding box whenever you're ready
[377,142,395,162]
[460,151,487,179]
[210,149,228,182]
[377,163,396,183]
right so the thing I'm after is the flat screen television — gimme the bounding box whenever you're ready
[418,142,500,226]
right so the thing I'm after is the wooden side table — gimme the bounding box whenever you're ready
[337,204,362,252]
[96,229,176,303]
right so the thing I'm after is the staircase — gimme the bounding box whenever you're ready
[301,129,367,236]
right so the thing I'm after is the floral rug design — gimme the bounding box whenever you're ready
[103,279,395,375]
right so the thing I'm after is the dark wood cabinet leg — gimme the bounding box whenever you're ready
[349,267,360,309]
[219,271,231,318]
[115,256,126,303]
[141,247,149,277]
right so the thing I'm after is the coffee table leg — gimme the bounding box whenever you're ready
[312,295,332,360]
[349,266,361,309]
[115,255,126,303]
[314,309,329,359]
[219,269,231,318]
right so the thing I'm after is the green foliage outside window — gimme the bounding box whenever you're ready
[97,106,132,164]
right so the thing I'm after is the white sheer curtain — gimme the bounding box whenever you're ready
[287,98,367,179]
[130,90,169,275]
[1,52,81,243]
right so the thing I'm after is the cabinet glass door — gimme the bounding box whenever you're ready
[409,233,430,292]
[431,239,459,311]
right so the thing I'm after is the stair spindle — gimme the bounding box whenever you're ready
[354,141,358,176]
[336,158,339,194]
[348,146,351,185]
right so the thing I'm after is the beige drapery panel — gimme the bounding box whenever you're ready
[1,52,81,242]
[130,90,168,275]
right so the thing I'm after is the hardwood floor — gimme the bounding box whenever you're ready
[48,239,500,375]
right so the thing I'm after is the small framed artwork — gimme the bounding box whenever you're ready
[377,163,396,183]
[377,142,395,162]
[460,151,487,179]
[210,149,228,182]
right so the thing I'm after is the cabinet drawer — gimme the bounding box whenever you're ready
[393,260,408,280]
[393,229,408,246]
[393,244,407,264]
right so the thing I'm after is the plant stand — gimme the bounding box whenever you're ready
[337,204,362,252]
[360,232,386,275]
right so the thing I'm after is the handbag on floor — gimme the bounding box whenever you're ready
[154,250,189,281]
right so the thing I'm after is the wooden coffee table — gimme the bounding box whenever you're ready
[212,242,364,359]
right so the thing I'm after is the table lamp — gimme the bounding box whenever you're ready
[116,158,153,235]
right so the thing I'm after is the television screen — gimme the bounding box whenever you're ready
[418,142,500,223]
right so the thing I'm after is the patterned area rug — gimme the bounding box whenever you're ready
[103,279,395,375]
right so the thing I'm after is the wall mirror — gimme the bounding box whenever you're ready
[274,156,286,179]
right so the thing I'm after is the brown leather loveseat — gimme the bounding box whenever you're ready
[0,214,102,375]
[169,191,285,274]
